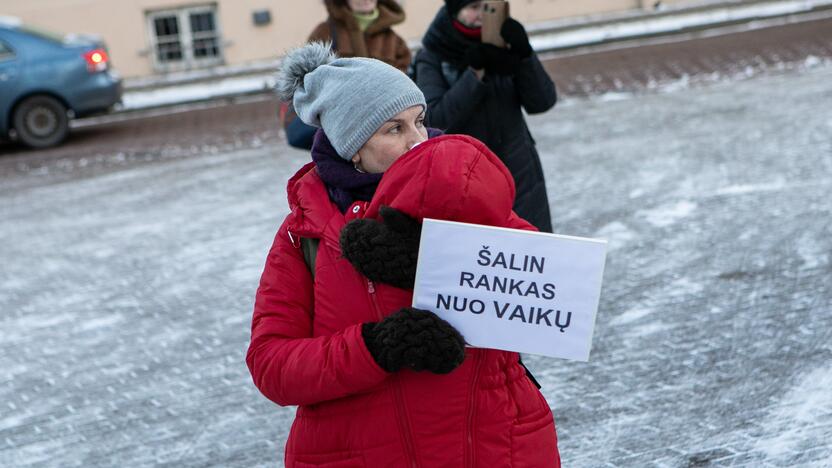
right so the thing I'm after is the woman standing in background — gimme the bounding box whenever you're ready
[309,0,412,72]
[281,0,413,149]
[412,0,557,232]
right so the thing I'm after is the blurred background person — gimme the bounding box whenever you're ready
[310,0,411,72]
[280,0,412,150]
[412,0,557,232]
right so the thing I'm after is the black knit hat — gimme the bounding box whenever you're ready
[444,0,480,17]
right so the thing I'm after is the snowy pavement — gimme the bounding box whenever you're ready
[1,65,831,467]
[527,65,832,467]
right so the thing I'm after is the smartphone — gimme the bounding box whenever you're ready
[482,1,509,48]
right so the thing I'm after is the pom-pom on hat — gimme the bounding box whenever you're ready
[276,42,426,160]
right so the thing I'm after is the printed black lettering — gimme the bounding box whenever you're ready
[493,276,507,293]
[508,279,525,295]
[525,282,540,299]
[536,309,553,326]
[493,252,508,269]
[509,305,527,322]
[530,256,545,274]
[477,246,491,266]
[555,310,572,332]
[508,254,523,271]
[493,301,510,319]
[542,283,556,300]
[436,294,452,310]
[475,274,491,291]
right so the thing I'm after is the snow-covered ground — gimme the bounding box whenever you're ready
[1,65,831,467]
[527,65,832,467]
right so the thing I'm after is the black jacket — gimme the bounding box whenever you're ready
[413,7,557,232]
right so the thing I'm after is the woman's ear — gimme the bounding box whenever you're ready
[352,153,366,173]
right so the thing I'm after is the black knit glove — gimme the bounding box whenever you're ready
[340,206,421,290]
[362,307,466,374]
[501,18,533,58]
[465,43,520,75]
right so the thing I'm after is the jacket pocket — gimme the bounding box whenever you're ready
[509,377,559,467]
[510,413,559,468]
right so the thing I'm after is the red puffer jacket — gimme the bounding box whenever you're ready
[247,135,560,467]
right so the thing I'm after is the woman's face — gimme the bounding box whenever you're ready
[347,0,378,13]
[352,105,428,174]
[456,1,484,28]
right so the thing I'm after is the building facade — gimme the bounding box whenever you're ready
[1,0,700,79]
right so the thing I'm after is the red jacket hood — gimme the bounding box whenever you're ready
[367,135,517,226]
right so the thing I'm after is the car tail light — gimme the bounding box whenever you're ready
[83,49,109,72]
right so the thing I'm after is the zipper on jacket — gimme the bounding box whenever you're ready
[366,279,419,468]
[465,350,484,468]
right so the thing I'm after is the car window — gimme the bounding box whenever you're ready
[0,40,14,60]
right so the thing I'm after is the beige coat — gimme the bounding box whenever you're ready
[308,0,411,72]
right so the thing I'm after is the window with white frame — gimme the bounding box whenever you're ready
[147,5,222,72]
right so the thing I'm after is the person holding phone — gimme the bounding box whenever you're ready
[413,0,557,233]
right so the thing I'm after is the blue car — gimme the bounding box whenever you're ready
[0,17,122,148]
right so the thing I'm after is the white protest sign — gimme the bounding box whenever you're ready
[413,219,607,361]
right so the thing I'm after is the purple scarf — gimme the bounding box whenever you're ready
[311,128,444,213]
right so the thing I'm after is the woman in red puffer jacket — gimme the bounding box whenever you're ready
[247,42,560,467]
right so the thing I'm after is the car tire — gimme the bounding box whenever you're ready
[12,95,69,148]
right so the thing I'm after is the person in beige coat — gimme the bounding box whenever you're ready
[281,0,413,148]
[309,0,412,72]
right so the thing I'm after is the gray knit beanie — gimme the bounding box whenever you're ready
[276,42,426,160]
